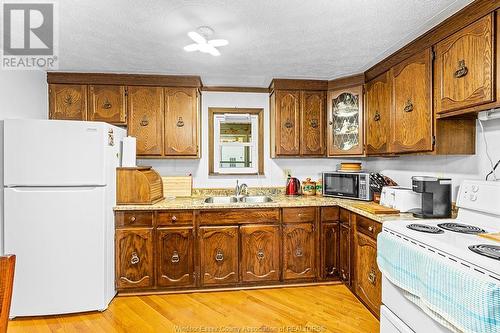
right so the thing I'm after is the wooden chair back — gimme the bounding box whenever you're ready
[0,255,15,333]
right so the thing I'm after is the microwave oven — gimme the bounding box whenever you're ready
[322,171,372,201]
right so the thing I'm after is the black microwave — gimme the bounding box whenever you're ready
[322,171,372,201]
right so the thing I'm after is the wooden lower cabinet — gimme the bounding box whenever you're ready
[321,222,339,279]
[156,227,195,288]
[240,225,280,282]
[115,228,154,289]
[283,223,316,280]
[200,226,239,286]
[354,231,382,317]
[339,223,351,286]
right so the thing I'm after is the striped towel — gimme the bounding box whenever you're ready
[377,232,500,333]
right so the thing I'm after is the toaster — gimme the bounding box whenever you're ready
[380,186,421,212]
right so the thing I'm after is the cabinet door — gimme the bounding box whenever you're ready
[88,85,126,124]
[200,226,239,286]
[127,86,163,156]
[365,72,392,155]
[355,231,382,317]
[435,14,494,114]
[156,227,195,287]
[339,223,351,286]
[301,91,325,156]
[321,222,339,279]
[275,90,300,156]
[115,228,153,289]
[49,84,87,120]
[391,48,433,153]
[283,223,315,280]
[240,225,280,283]
[327,86,364,156]
[164,88,198,156]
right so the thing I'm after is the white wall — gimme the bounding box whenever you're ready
[0,71,48,120]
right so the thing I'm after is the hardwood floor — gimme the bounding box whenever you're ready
[8,285,379,333]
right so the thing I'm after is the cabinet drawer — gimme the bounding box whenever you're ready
[157,211,193,226]
[115,211,153,227]
[282,207,316,223]
[321,206,339,222]
[339,208,350,226]
[356,215,381,238]
[199,209,280,225]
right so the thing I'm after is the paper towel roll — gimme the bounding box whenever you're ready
[121,136,137,167]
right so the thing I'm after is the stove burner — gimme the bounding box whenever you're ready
[437,223,486,234]
[468,244,500,260]
[406,224,444,234]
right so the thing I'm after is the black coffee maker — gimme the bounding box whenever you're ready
[411,176,452,218]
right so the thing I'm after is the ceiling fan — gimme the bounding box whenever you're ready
[183,26,228,56]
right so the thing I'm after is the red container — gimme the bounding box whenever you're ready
[286,177,301,196]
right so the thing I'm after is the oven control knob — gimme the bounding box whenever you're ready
[471,185,479,193]
[470,193,478,202]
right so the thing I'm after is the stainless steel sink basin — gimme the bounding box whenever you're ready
[204,196,238,204]
[240,196,273,203]
[203,196,273,204]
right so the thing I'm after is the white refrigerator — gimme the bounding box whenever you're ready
[0,119,126,317]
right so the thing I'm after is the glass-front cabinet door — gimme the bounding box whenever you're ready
[327,86,364,156]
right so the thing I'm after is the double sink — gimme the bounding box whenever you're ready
[204,196,273,204]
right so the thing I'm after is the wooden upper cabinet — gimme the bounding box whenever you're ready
[164,88,199,157]
[283,223,316,280]
[127,86,164,156]
[435,14,494,114]
[156,227,195,288]
[365,72,392,155]
[88,85,126,124]
[49,84,87,120]
[200,226,239,286]
[300,91,326,156]
[391,48,433,153]
[274,90,300,156]
[240,225,280,283]
[115,228,154,289]
[327,86,364,156]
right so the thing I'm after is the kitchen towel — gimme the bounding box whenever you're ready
[121,136,137,167]
[377,232,500,333]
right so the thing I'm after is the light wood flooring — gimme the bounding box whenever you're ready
[8,285,379,333]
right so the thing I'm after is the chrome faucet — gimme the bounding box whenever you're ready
[235,180,248,198]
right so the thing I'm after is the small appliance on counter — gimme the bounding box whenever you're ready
[301,178,316,196]
[322,171,372,201]
[380,186,421,213]
[285,175,301,196]
[411,176,452,218]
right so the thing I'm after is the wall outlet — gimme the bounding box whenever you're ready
[283,168,292,180]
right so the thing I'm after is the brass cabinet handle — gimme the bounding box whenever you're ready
[295,247,303,257]
[215,249,224,262]
[257,249,265,260]
[140,117,149,126]
[171,215,177,222]
[176,117,185,128]
[368,225,374,232]
[374,111,381,121]
[341,270,348,281]
[454,60,468,78]
[403,99,414,113]
[129,216,136,223]
[284,120,293,129]
[103,100,112,109]
[130,252,140,265]
[171,251,180,263]
[64,95,73,106]
[368,269,376,285]
[309,119,319,128]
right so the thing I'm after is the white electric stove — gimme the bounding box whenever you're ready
[379,180,500,333]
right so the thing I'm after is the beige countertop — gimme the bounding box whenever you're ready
[114,194,418,224]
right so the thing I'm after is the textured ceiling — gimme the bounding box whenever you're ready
[57,0,474,86]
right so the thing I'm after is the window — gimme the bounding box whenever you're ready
[209,108,264,175]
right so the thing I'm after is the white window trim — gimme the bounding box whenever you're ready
[213,114,259,174]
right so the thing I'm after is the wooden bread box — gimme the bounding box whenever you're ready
[116,166,163,205]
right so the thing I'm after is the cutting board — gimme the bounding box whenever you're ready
[351,202,400,215]
[163,176,192,197]
[478,232,500,242]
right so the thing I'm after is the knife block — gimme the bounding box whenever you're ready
[116,167,163,205]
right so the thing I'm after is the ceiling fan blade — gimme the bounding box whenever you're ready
[208,39,228,47]
[188,31,206,44]
[183,43,199,52]
[207,45,221,56]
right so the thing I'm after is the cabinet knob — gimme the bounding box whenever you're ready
[454,59,468,78]
[309,119,319,128]
[368,225,373,232]
[368,269,376,285]
[176,117,185,127]
[130,252,140,265]
[329,121,333,126]
[257,249,265,260]
[171,215,177,222]
[140,117,149,126]
[295,247,303,257]
[374,111,381,121]
[103,100,112,109]
[129,216,136,223]
[215,249,224,262]
[403,99,414,113]
[171,251,180,263]
[284,120,293,129]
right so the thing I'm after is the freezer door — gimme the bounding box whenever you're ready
[4,186,110,317]
[3,119,109,186]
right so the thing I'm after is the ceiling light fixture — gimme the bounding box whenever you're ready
[183,26,228,56]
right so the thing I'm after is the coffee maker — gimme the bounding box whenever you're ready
[411,176,452,218]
